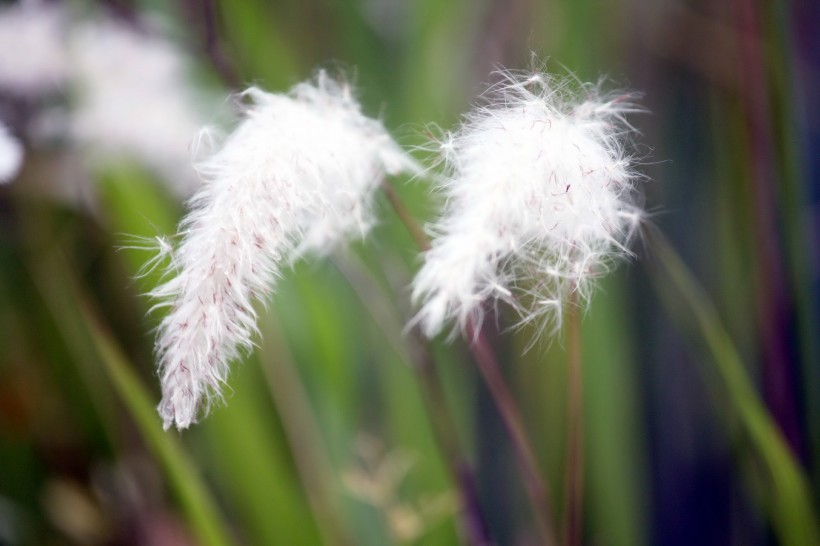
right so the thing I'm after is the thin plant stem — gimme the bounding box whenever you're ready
[30,249,233,546]
[409,328,494,546]
[381,179,557,545]
[196,0,242,89]
[647,227,818,546]
[762,0,820,485]
[466,320,556,546]
[257,313,355,546]
[731,0,800,454]
[563,292,583,546]
[332,252,492,545]
[380,180,431,252]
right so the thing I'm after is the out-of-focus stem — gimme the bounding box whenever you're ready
[466,320,557,546]
[31,249,233,546]
[647,227,818,546]
[195,0,242,89]
[332,245,492,545]
[381,179,557,545]
[409,328,494,546]
[731,0,802,456]
[380,181,430,252]
[257,314,354,546]
[563,293,583,546]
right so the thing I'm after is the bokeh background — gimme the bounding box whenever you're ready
[0,0,817,545]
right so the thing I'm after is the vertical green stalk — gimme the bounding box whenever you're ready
[761,0,820,484]
[466,320,557,546]
[648,229,818,546]
[257,313,355,546]
[383,180,557,544]
[581,276,646,546]
[31,251,233,546]
[86,314,234,546]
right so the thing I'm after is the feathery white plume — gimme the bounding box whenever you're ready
[0,123,23,184]
[152,72,417,430]
[412,67,644,338]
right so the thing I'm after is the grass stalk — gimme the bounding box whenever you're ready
[730,0,801,454]
[382,180,557,544]
[466,320,557,546]
[31,250,234,546]
[332,249,492,545]
[410,328,494,546]
[647,228,818,546]
[257,313,355,546]
[563,293,583,546]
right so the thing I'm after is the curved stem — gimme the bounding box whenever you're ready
[647,228,818,546]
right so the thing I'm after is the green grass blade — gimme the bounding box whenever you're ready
[761,0,820,489]
[257,312,356,546]
[582,275,647,546]
[194,357,324,546]
[32,249,234,546]
[648,230,818,546]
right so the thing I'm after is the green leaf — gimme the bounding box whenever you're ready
[648,230,818,546]
[32,249,234,546]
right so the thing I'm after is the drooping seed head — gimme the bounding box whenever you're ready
[152,72,418,429]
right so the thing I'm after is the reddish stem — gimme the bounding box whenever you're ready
[466,320,557,546]
[563,295,583,546]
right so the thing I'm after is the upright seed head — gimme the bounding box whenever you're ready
[412,66,645,339]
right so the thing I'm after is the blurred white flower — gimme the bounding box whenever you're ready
[412,68,645,338]
[68,17,208,196]
[152,72,418,430]
[0,2,69,95]
[0,122,23,183]
[0,7,210,199]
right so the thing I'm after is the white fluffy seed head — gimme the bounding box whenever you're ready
[412,68,645,339]
[151,72,417,430]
